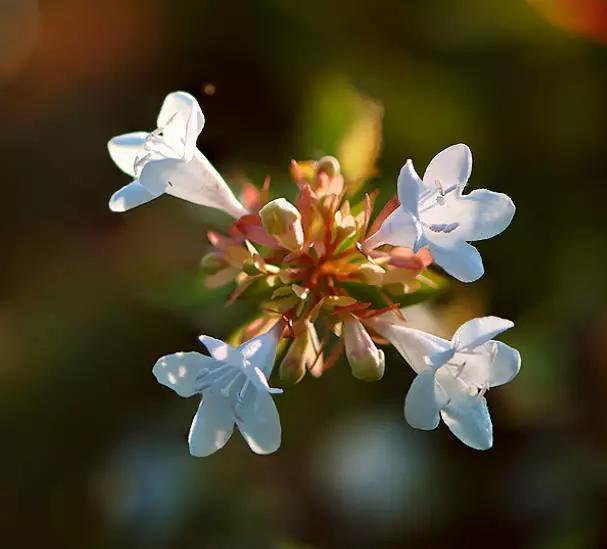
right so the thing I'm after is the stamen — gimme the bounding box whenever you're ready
[194,364,233,392]
[434,179,445,196]
[133,152,151,174]
[449,360,466,377]
[233,380,251,422]
[236,380,251,407]
[428,222,459,234]
[219,373,243,397]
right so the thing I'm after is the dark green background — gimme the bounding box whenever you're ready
[2,1,607,547]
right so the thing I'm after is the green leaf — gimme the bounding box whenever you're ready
[340,270,449,310]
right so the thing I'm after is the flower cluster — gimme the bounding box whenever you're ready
[109,91,521,456]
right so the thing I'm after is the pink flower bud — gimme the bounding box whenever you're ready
[343,318,385,381]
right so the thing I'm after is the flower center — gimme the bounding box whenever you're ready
[193,359,263,419]
[418,178,462,214]
[132,112,183,175]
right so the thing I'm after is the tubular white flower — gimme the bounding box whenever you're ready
[372,314,521,450]
[153,322,283,457]
[365,144,515,282]
[108,91,248,218]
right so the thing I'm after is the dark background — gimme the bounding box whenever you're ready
[2,1,607,547]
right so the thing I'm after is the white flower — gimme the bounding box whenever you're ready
[365,144,515,282]
[153,323,283,457]
[108,91,248,218]
[372,315,521,450]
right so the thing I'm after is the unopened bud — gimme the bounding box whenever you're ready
[201,252,228,275]
[280,322,322,384]
[318,155,341,177]
[358,262,385,286]
[259,198,304,252]
[242,258,260,275]
[343,318,385,381]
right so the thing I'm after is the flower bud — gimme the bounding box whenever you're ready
[201,252,228,275]
[343,318,385,381]
[259,198,304,252]
[358,262,385,286]
[318,155,341,177]
[280,322,322,384]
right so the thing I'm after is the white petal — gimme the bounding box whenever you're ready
[238,322,282,378]
[139,153,247,218]
[153,352,215,398]
[440,399,493,450]
[109,180,158,212]
[198,335,243,365]
[397,160,422,217]
[188,394,235,457]
[422,143,472,191]
[428,238,484,282]
[488,341,521,387]
[365,208,422,250]
[107,132,149,177]
[419,189,514,244]
[452,316,514,350]
[182,101,205,161]
[236,390,281,455]
[442,190,515,242]
[456,341,521,388]
[436,369,493,450]
[157,91,205,159]
[404,369,447,430]
[426,347,455,369]
[372,321,451,374]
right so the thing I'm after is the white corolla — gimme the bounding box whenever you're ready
[366,144,515,282]
[108,91,247,218]
[153,323,283,457]
[372,315,521,450]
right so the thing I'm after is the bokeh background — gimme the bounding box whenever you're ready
[2,0,607,547]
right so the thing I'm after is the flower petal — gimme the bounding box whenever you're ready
[153,351,215,398]
[436,368,493,450]
[456,341,521,388]
[488,341,521,387]
[452,316,514,350]
[236,390,281,455]
[422,143,472,192]
[198,335,243,365]
[419,188,514,243]
[440,398,493,450]
[107,132,149,177]
[371,320,451,374]
[238,322,282,378]
[109,180,158,212]
[449,189,515,242]
[139,153,247,218]
[404,369,447,430]
[365,208,422,250]
[428,238,484,282]
[397,160,422,217]
[188,394,235,457]
[157,91,205,159]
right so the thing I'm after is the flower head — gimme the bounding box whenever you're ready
[153,322,283,456]
[372,314,521,449]
[111,93,521,457]
[108,91,247,218]
[365,144,515,282]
